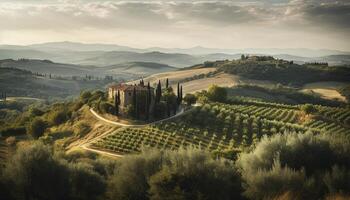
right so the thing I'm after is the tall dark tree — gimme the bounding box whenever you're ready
[146,82,152,120]
[133,87,137,118]
[180,85,183,104]
[147,82,152,105]
[166,78,169,89]
[177,82,180,105]
[155,80,162,103]
[115,90,120,116]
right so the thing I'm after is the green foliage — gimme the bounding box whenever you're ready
[98,101,114,114]
[48,110,69,126]
[28,107,44,117]
[183,93,197,106]
[125,104,135,119]
[26,117,47,139]
[2,142,106,200]
[216,58,350,86]
[207,85,227,102]
[107,148,243,200]
[80,91,92,104]
[0,126,26,137]
[73,122,91,137]
[301,104,317,114]
[236,132,350,199]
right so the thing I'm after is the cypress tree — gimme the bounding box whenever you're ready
[115,90,120,116]
[166,78,169,88]
[147,82,152,104]
[133,87,137,118]
[177,82,180,105]
[146,89,149,121]
[180,85,183,103]
[156,80,162,103]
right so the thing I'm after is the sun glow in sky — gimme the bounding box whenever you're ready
[0,0,349,50]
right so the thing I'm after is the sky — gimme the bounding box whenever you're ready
[0,0,349,50]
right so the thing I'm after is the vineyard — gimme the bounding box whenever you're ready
[0,138,8,168]
[90,100,350,156]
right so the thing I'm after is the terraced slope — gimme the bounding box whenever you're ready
[89,101,350,155]
[0,138,8,168]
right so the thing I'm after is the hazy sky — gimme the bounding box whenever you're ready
[0,0,349,50]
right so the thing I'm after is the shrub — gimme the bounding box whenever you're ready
[207,85,227,102]
[98,101,114,114]
[2,142,71,200]
[48,110,68,125]
[183,93,197,106]
[80,91,92,104]
[73,122,91,137]
[107,148,243,200]
[2,142,106,200]
[26,117,47,139]
[300,104,317,114]
[236,132,350,199]
[0,126,26,137]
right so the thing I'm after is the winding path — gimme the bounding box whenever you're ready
[80,106,190,158]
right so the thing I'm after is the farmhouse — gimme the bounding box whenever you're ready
[108,82,155,114]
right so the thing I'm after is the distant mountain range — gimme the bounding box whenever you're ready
[0,59,176,79]
[0,41,349,67]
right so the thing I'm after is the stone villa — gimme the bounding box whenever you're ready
[108,83,154,114]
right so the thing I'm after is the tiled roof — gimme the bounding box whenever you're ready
[109,84,153,91]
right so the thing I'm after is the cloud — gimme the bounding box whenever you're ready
[0,0,349,50]
[285,0,350,30]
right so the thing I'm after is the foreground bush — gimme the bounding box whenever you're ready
[107,148,243,200]
[237,132,350,199]
[1,142,106,200]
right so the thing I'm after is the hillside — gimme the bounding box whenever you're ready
[103,62,177,76]
[0,59,95,77]
[0,67,109,99]
[2,42,350,67]
[0,59,177,79]
[195,58,350,86]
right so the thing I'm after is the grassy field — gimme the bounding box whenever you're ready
[301,81,350,102]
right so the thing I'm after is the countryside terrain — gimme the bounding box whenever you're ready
[1,53,350,200]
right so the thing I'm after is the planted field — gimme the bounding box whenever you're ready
[91,101,350,155]
[0,138,8,168]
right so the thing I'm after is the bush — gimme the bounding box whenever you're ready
[48,110,68,125]
[236,132,350,199]
[2,142,71,200]
[98,101,114,114]
[73,122,91,137]
[207,85,227,102]
[300,104,317,114]
[0,126,26,137]
[107,148,243,200]
[2,142,106,200]
[26,117,47,139]
[183,93,197,106]
[80,91,92,104]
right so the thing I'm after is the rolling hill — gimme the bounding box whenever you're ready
[0,67,109,99]
[0,59,177,79]
[2,42,350,67]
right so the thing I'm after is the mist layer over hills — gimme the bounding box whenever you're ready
[1,42,349,67]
